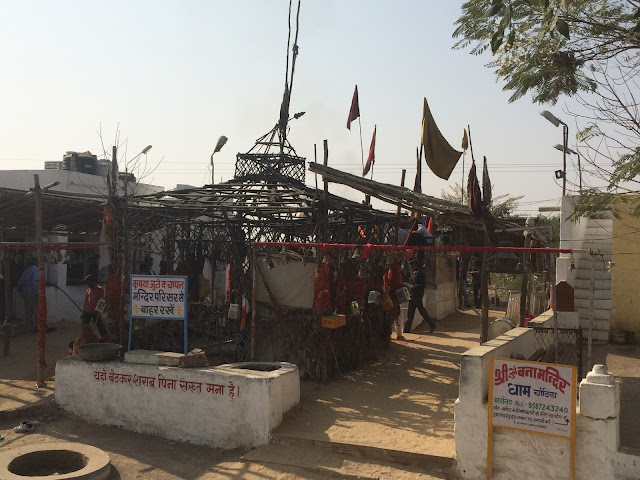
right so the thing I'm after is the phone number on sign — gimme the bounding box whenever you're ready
[528,402,568,413]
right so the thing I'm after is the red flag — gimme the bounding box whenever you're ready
[427,217,434,235]
[347,85,360,130]
[363,125,376,176]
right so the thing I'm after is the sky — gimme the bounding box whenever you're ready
[0,0,584,215]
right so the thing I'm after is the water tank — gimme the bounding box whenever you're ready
[62,151,102,176]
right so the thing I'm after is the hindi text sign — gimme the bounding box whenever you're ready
[489,357,576,438]
[130,275,188,321]
[128,275,189,353]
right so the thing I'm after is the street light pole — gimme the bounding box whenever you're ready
[210,136,228,185]
[562,124,568,196]
[540,110,569,196]
[554,144,582,192]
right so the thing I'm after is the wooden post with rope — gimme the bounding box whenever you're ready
[33,174,47,387]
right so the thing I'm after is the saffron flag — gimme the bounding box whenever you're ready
[482,156,492,207]
[427,217,434,235]
[421,98,463,180]
[347,85,360,130]
[363,125,376,176]
[462,129,469,151]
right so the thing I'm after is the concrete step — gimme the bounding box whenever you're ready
[581,328,609,342]
[242,437,453,480]
[573,279,611,291]
[576,317,610,331]
[574,298,612,311]
[573,267,611,280]
[573,289,611,301]
[576,308,610,322]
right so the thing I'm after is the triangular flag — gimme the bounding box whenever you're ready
[363,125,376,176]
[413,147,422,194]
[482,156,492,206]
[347,85,360,130]
[462,129,469,151]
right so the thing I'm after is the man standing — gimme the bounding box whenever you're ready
[404,260,436,334]
[17,257,39,329]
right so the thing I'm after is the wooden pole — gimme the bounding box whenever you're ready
[2,229,13,357]
[1,231,11,324]
[313,143,318,191]
[34,175,47,387]
[550,250,559,363]
[322,140,329,242]
[519,232,531,327]
[395,170,406,243]
[480,249,490,343]
[587,252,595,371]
[251,247,257,361]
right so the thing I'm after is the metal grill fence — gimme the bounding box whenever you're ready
[532,326,583,381]
[106,195,399,378]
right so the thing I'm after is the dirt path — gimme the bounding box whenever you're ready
[274,308,494,458]
[0,322,77,412]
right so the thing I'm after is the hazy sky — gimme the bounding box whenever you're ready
[0,1,584,215]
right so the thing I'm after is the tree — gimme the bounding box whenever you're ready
[453,1,640,216]
[440,182,523,218]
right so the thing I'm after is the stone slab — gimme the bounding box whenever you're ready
[243,442,450,480]
[124,349,183,366]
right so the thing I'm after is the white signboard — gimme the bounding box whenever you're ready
[130,275,188,321]
[489,357,577,438]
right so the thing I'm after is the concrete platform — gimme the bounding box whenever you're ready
[123,349,183,366]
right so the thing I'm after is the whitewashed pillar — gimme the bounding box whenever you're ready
[576,364,620,480]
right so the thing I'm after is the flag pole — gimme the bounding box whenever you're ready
[358,117,365,172]
[461,149,466,204]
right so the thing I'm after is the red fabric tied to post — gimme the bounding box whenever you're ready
[313,264,333,314]
[383,263,403,293]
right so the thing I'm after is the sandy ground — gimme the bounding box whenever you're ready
[0,322,77,412]
[1,310,640,478]
[275,308,499,459]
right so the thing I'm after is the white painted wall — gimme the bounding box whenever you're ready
[455,315,640,479]
[0,170,163,196]
[557,196,612,342]
[55,360,300,449]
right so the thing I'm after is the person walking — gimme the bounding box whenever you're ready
[469,252,482,309]
[457,253,471,308]
[404,260,436,333]
[17,257,39,329]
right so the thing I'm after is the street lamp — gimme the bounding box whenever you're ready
[540,110,568,196]
[210,136,228,185]
[554,144,582,192]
